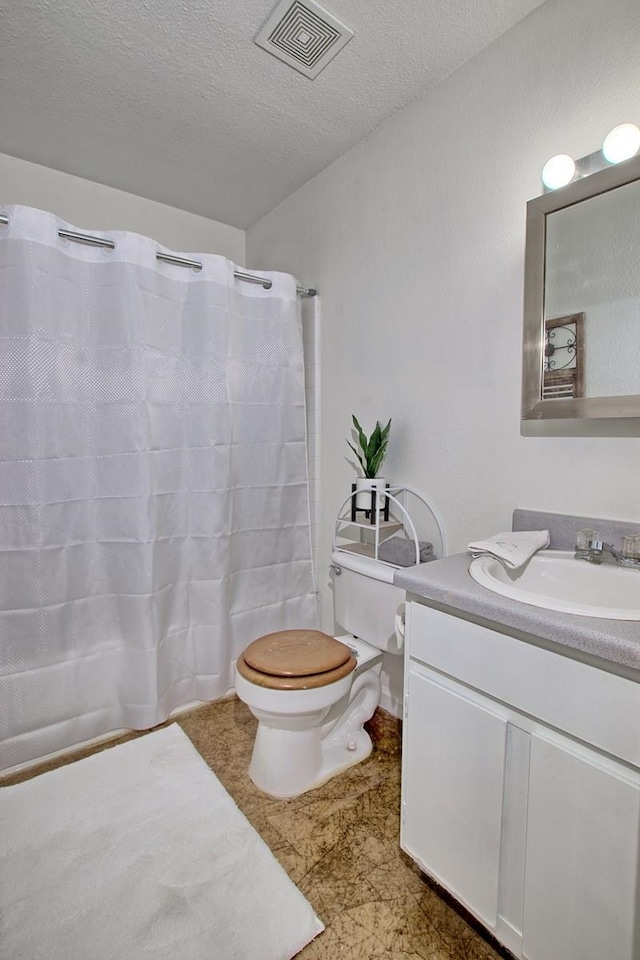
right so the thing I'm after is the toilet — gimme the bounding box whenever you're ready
[235,550,406,798]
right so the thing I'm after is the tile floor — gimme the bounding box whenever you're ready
[3,698,509,960]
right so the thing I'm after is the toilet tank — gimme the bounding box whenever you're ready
[331,550,406,654]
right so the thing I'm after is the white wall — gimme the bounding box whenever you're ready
[247,0,640,639]
[0,153,245,263]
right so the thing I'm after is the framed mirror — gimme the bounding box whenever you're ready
[522,152,640,420]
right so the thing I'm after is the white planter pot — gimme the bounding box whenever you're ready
[355,477,387,513]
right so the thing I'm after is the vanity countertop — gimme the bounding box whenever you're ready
[395,552,640,675]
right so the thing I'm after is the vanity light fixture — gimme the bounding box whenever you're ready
[541,122,640,191]
[602,122,640,164]
[541,154,576,190]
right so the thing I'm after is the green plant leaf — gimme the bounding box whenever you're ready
[352,415,368,457]
[346,439,367,475]
[365,422,382,465]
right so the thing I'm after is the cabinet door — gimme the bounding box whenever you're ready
[401,668,508,929]
[523,733,640,960]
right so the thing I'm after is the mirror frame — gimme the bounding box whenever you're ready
[522,152,640,421]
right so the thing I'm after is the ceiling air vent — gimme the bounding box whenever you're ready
[255,0,354,79]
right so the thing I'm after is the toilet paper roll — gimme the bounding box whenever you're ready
[394,605,406,652]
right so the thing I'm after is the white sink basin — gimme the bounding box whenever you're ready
[469,549,640,620]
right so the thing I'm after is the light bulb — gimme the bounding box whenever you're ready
[602,123,640,164]
[541,154,576,190]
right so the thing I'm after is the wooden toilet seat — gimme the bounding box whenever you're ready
[237,629,357,690]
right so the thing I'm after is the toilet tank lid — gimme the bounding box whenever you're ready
[330,550,397,584]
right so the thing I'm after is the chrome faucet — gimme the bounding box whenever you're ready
[575,530,640,569]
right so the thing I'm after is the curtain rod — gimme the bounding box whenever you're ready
[0,216,316,297]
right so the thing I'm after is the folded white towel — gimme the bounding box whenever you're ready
[467,530,550,569]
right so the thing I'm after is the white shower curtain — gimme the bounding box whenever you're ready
[0,205,317,771]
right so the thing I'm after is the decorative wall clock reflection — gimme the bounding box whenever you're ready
[542,312,584,400]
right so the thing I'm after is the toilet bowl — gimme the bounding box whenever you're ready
[235,551,406,799]
[235,629,383,798]
[236,549,405,797]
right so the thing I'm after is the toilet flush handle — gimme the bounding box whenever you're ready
[330,563,342,576]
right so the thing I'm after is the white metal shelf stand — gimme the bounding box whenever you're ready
[333,484,447,567]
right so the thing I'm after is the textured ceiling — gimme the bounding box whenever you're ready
[0,0,547,229]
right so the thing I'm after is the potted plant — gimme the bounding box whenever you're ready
[346,415,392,511]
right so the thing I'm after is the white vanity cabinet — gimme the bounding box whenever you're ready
[400,600,640,960]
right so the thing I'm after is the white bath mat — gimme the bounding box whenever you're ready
[0,724,323,960]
